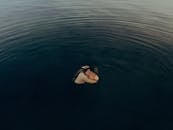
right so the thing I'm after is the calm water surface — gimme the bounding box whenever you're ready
[0,0,173,129]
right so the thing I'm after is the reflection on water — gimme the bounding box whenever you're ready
[0,0,173,129]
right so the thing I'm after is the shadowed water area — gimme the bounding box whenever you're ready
[0,0,173,129]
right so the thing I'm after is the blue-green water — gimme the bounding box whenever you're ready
[0,0,173,129]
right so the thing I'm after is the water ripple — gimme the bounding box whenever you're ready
[0,3,173,80]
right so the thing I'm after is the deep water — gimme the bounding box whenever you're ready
[0,0,173,130]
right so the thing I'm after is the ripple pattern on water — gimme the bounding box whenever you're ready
[0,3,173,74]
[1,0,173,129]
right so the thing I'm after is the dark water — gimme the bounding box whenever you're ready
[0,0,173,129]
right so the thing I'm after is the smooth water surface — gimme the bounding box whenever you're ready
[0,0,173,129]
